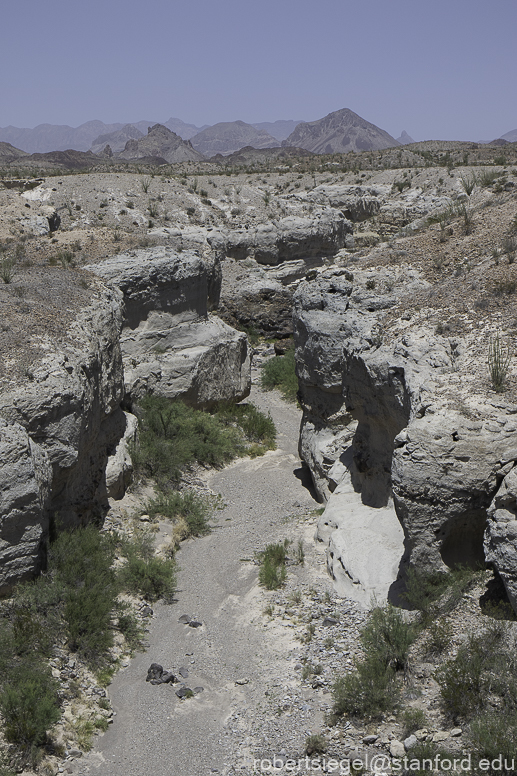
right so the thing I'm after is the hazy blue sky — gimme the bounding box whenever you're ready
[1,0,515,140]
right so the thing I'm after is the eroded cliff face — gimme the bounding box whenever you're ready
[0,248,251,592]
[0,286,125,592]
[294,269,517,609]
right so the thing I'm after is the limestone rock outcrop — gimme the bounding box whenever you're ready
[0,419,52,594]
[89,247,251,407]
[0,288,125,529]
[294,268,517,607]
[208,211,352,266]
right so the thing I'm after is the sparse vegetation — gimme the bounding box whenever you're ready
[488,332,512,392]
[332,604,416,719]
[261,346,298,402]
[257,540,289,590]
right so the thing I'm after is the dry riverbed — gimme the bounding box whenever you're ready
[62,378,365,776]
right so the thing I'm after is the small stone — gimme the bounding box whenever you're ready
[178,614,191,624]
[414,729,428,740]
[178,667,189,678]
[363,735,378,744]
[188,620,202,628]
[68,749,82,758]
[390,740,405,758]
[193,686,204,694]
[139,514,150,522]
[404,735,418,750]
[322,616,338,626]
[432,731,450,743]
[235,678,250,685]
[450,728,463,737]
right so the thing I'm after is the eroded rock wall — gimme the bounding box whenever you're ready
[294,268,517,608]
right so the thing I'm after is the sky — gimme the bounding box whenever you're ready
[1,0,516,141]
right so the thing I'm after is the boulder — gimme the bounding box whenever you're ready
[89,247,251,408]
[0,418,52,593]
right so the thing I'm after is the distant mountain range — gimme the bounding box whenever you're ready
[2,109,515,161]
[190,121,279,156]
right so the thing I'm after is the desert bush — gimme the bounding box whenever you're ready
[403,566,477,623]
[460,173,477,196]
[305,734,327,755]
[133,397,275,486]
[258,541,289,590]
[332,604,415,719]
[0,256,16,283]
[399,707,427,736]
[0,663,61,753]
[146,490,212,537]
[424,618,453,657]
[470,711,517,768]
[361,604,415,672]
[120,553,176,603]
[49,526,118,663]
[478,169,499,188]
[332,655,399,718]
[435,623,513,721]
[260,347,298,402]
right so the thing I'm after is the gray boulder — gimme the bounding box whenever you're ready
[89,248,251,408]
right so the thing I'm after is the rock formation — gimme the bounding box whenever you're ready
[190,120,278,157]
[208,211,352,266]
[294,269,517,610]
[282,108,399,154]
[117,124,205,163]
[0,245,251,591]
[88,247,250,408]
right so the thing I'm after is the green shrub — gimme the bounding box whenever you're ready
[305,734,327,755]
[49,526,118,663]
[0,663,60,752]
[435,623,513,721]
[332,604,415,719]
[260,348,298,402]
[361,604,415,672]
[399,707,427,736]
[488,333,512,393]
[470,711,517,768]
[258,541,289,590]
[332,656,398,718]
[424,618,453,656]
[147,490,212,537]
[403,566,477,623]
[120,554,176,603]
[132,397,275,485]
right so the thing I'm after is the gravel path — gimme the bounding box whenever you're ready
[71,375,338,776]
